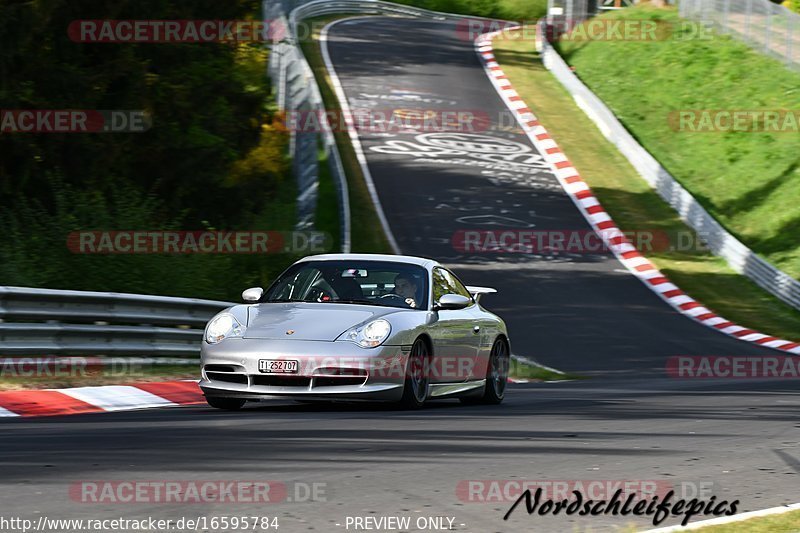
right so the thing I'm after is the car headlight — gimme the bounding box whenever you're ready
[344,319,392,348]
[205,313,244,344]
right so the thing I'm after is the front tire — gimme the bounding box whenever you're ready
[206,396,246,410]
[399,337,430,409]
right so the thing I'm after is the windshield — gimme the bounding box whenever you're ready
[262,260,429,310]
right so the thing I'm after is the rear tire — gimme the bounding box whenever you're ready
[461,338,509,405]
[399,337,430,409]
[206,396,246,410]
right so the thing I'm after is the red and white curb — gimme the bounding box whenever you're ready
[475,29,800,356]
[0,376,531,417]
[0,381,204,417]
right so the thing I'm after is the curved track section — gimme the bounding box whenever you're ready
[322,16,785,376]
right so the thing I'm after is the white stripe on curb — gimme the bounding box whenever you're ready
[640,502,800,532]
[0,406,20,417]
[57,385,176,412]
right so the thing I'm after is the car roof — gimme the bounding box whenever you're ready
[297,253,439,269]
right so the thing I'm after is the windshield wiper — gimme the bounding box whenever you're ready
[321,299,379,306]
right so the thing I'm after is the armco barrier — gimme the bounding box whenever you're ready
[0,287,231,356]
[535,20,800,311]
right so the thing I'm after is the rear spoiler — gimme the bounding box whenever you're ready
[466,286,497,303]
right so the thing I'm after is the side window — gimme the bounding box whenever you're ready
[277,268,321,301]
[442,269,472,300]
[432,267,473,304]
[432,268,450,303]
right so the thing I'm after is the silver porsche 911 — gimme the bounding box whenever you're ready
[199,253,510,409]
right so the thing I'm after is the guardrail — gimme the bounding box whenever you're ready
[0,287,231,356]
[536,20,800,311]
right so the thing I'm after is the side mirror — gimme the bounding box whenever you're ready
[434,293,471,311]
[242,287,263,302]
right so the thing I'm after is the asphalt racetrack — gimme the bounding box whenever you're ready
[0,16,797,533]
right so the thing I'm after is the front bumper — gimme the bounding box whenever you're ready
[199,339,409,401]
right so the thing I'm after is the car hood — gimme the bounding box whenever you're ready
[243,302,402,341]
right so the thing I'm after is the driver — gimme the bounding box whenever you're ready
[393,273,418,308]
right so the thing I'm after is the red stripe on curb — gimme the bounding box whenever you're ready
[596,221,616,230]
[696,313,717,321]
[662,289,683,298]
[647,276,669,285]
[0,390,103,417]
[546,147,561,154]
[732,329,757,338]
[586,205,604,214]
[755,336,779,344]
[133,381,205,405]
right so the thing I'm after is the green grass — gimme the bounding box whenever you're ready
[509,358,581,381]
[556,6,800,280]
[492,28,800,342]
[315,145,342,253]
[692,509,800,532]
[299,16,392,254]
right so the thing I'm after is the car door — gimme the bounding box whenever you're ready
[429,267,481,383]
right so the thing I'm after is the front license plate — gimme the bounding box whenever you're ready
[258,359,299,374]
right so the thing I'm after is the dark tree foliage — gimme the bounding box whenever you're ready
[0,0,279,226]
[0,0,295,298]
